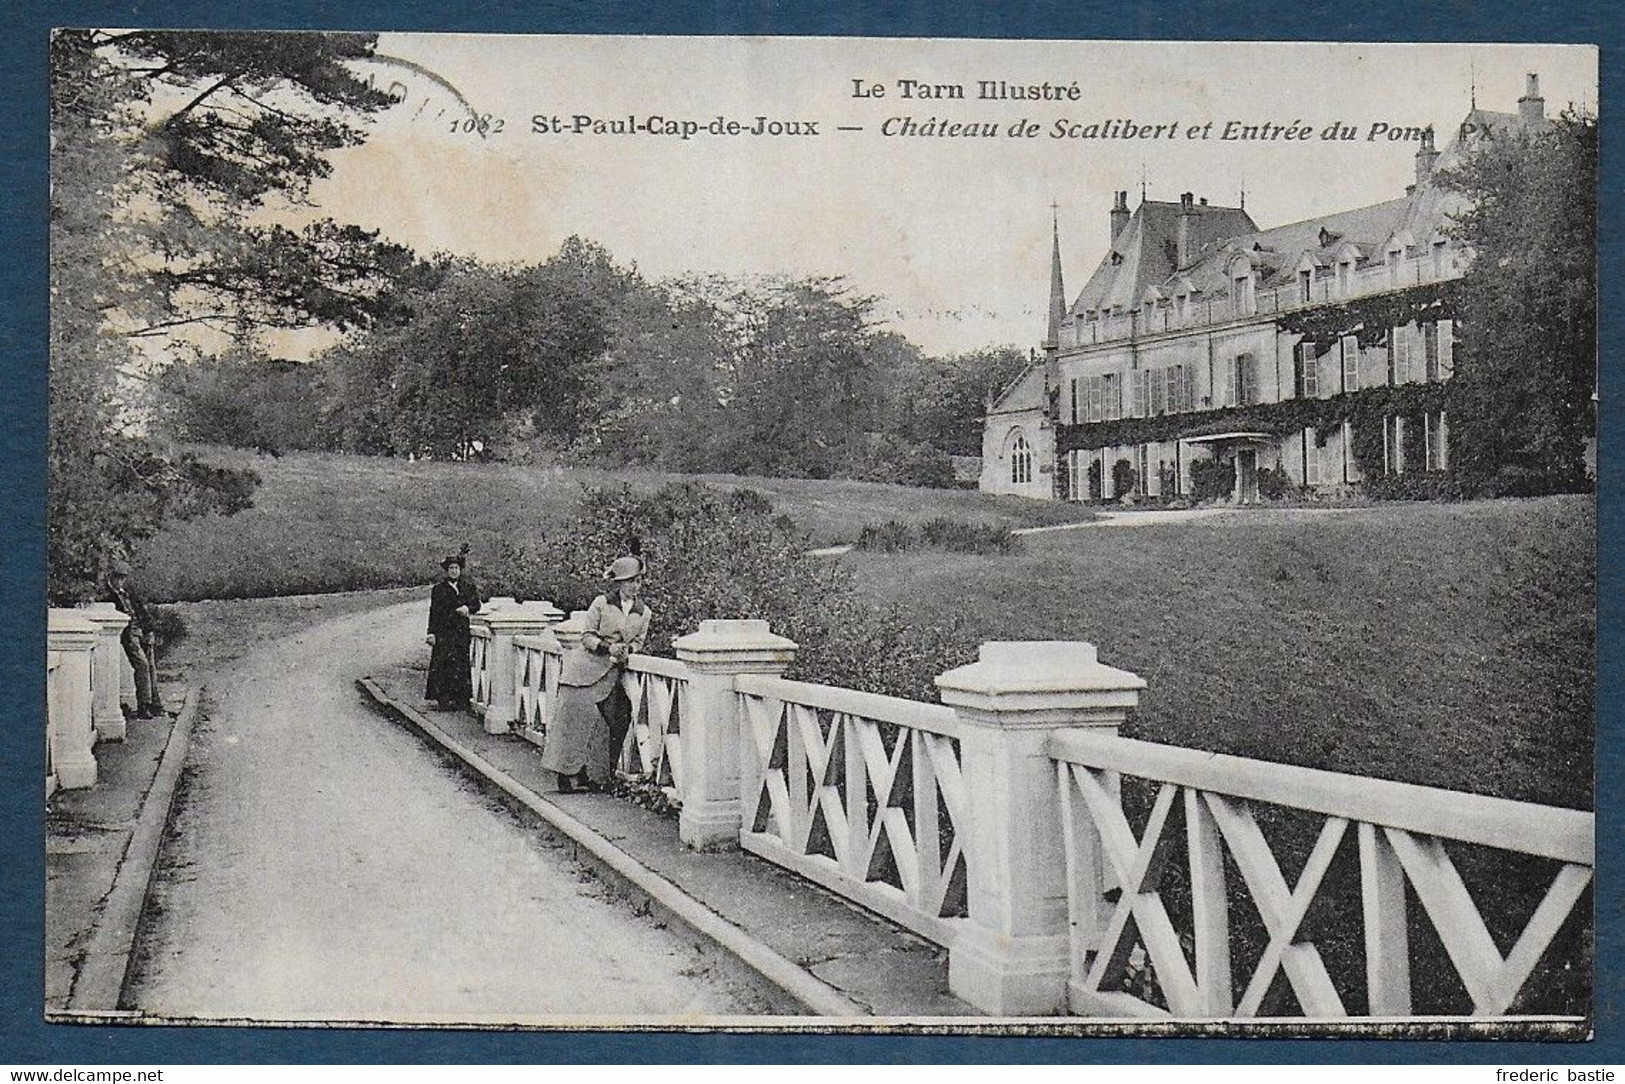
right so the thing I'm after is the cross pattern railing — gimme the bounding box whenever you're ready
[734,674,971,947]
[1050,729,1593,1019]
[468,625,494,713]
[512,634,562,743]
[617,657,689,802]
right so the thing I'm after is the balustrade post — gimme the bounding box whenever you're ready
[673,619,797,851]
[47,609,100,790]
[79,602,131,742]
[551,610,590,654]
[471,600,564,734]
[935,640,1145,1016]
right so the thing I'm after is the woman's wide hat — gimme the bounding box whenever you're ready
[605,555,643,582]
[442,543,470,570]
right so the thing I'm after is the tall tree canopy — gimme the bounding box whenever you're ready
[319,244,614,460]
[1439,110,1597,497]
[49,30,411,599]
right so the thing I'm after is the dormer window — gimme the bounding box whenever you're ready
[1388,247,1403,285]
[1232,272,1255,316]
[1337,260,1353,295]
[1299,269,1313,304]
[1110,251,1124,266]
[1318,227,1339,248]
[1432,239,1447,276]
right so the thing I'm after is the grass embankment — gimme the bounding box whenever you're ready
[133,448,1092,600]
[847,496,1593,1015]
[847,497,1594,809]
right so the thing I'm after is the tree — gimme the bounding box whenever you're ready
[316,246,614,460]
[718,277,888,478]
[1438,110,1597,497]
[886,345,1029,456]
[582,272,734,471]
[50,30,410,600]
[158,345,327,454]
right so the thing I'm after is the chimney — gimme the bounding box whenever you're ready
[1175,191,1197,268]
[1519,73,1545,124]
[1415,126,1439,185]
[1110,190,1129,244]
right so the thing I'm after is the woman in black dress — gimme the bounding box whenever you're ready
[425,550,482,710]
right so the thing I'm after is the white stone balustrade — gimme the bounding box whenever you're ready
[735,671,970,945]
[467,599,563,734]
[1048,729,1594,1019]
[47,608,101,791]
[935,640,1146,1016]
[673,620,797,850]
[488,609,1591,1020]
[78,602,131,742]
[512,630,563,748]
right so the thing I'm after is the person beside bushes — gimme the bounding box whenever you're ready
[104,557,165,719]
[541,550,651,794]
[424,547,482,711]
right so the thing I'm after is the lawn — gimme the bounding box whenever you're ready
[841,495,1594,1015]
[843,497,1594,809]
[132,447,1092,600]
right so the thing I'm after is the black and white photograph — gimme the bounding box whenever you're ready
[42,31,1599,1034]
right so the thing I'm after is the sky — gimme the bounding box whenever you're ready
[273,36,1597,358]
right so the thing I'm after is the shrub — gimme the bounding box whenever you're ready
[492,481,977,701]
[147,605,187,653]
[918,517,1017,555]
[1112,458,1138,498]
[1256,464,1293,501]
[855,520,914,552]
[853,517,1018,556]
[1087,458,1102,500]
[1363,469,1460,501]
[1189,457,1235,502]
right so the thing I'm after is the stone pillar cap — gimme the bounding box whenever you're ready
[48,608,100,645]
[484,601,564,627]
[935,640,1146,697]
[674,618,799,654]
[77,602,131,626]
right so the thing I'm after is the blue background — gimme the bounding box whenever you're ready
[2,0,1617,1065]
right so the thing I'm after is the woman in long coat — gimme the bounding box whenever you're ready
[541,553,651,792]
[425,552,482,710]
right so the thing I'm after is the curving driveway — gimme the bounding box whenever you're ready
[130,599,767,1024]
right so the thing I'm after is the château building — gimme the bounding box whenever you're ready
[980,76,1553,502]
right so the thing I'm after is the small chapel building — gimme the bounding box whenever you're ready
[980,76,1553,502]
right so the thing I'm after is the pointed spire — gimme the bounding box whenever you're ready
[1045,204,1066,351]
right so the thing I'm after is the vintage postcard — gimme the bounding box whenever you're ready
[44,32,1598,1036]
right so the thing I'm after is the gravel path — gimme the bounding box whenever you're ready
[130,599,767,1024]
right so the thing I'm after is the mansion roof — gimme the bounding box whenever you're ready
[1067,108,1526,319]
[986,85,1553,416]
